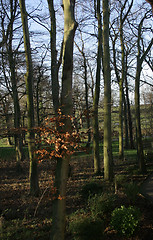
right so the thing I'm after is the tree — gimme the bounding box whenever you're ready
[1,0,24,166]
[50,1,78,239]
[93,0,102,174]
[135,12,153,173]
[111,0,134,158]
[75,35,91,147]
[124,49,135,149]
[19,0,39,195]
[118,0,133,159]
[103,0,113,181]
[47,0,59,115]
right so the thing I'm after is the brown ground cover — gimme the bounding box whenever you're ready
[0,154,153,239]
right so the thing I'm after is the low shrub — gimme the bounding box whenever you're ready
[80,181,103,200]
[88,193,116,219]
[68,210,104,240]
[114,174,127,192]
[144,150,153,162]
[110,205,141,237]
[123,182,140,204]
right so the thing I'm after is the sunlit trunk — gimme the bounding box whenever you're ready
[50,1,77,239]
[19,0,39,195]
[103,0,113,181]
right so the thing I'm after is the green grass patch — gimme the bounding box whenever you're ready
[0,147,29,160]
[0,147,16,160]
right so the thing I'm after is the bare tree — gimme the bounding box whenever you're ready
[19,0,39,195]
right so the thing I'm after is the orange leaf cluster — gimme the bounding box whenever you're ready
[35,112,81,162]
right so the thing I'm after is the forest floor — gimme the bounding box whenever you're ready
[0,150,153,239]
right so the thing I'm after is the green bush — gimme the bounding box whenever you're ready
[115,174,127,184]
[144,150,153,162]
[80,181,103,200]
[123,182,140,204]
[110,205,141,237]
[114,174,127,192]
[68,210,104,240]
[88,193,116,219]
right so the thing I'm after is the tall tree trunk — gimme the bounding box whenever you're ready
[93,0,102,174]
[118,0,134,159]
[47,0,59,115]
[111,26,124,160]
[125,54,134,149]
[123,92,129,149]
[8,46,24,168]
[2,98,13,145]
[50,1,77,239]
[103,0,113,181]
[118,81,124,159]
[135,14,153,173]
[84,55,91,147]
[119,20,125,160]
[135,65,145,172]
[19,0,39,195]
[75,39,91,147]
[4,0,24,166]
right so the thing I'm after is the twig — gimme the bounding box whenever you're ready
[34,186,49,217]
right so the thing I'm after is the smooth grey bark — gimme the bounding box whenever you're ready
[50,1,77,239]
[93,0,102,174]
[47,0,59,115]
[103,0,113,181]
[19,0,39,195]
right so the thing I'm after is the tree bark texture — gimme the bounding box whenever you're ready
[47,0,59,115]
[135,15,152,173]
[93,0,102,174]
[4,0,24,166]
[103,0,113,181]
[50,1,77,239]
[19,0,39,195]
[125,53,134,149]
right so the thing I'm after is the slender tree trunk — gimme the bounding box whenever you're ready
[135,15,152,173]
[2,99,13,145]
[118,81,124,159]
[50,1,77,239]
[103,0,113,181]
[4,0,24,166]
[19,0,39,195]
[36,68,41,127]
[118,21,125,160]
[125,56,134,149]
[47,0,59,115]
[8,38,24,167]
[82,48,91,147]
[123,92,129,149]
[118,0,134,159]
[93,0,102,174]
[135,63,146,172]
[75,39,91,147]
